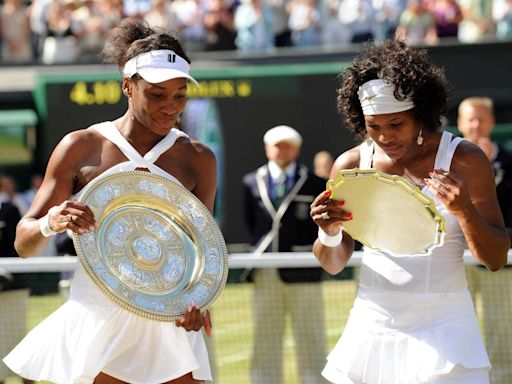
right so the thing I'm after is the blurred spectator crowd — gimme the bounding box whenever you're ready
[0,0,511,64]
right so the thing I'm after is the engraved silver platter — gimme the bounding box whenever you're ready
[72,171,228,321]
[328,169,446,256]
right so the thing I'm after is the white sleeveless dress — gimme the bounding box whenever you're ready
[3,122,213,384]
[322,132,490,384]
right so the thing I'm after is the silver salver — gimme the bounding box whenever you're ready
[72,171,228,321]
[328,169,446,256]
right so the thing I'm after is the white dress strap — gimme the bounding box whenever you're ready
[90,122,188,181]
[92,122,146,167]
[433,131,463,171]
[144,129,189,163]
[357,133,462,172]
[359,140,375,169]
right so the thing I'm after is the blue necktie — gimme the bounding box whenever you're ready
[273,172,287,206]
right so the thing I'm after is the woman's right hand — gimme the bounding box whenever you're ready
[176,307,212,337]
[47,200,97,235]
[310,189,352,235]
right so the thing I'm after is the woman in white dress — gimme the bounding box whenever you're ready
[310,40,510,384]
[3,18,216,384]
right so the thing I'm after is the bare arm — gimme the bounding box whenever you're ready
[190,141,218,214]
[311,146,360,275]
[178,140,217,336]
[426,141,510,270]
[15,131,97,257]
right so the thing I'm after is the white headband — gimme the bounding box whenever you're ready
[123,49,198,85]
[357,79,414,115]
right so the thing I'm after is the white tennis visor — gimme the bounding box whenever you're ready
[123,49,198,85]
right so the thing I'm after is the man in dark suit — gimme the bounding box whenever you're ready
[243,125,328,384]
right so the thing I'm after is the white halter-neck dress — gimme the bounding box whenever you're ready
[322,132,490,384]
[3,122,212,384]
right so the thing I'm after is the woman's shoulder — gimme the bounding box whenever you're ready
[174,135,216,162]
[332,145,362,173]
[59,124,106,148]
[452,138,487,159]
[451,138,492,175]
[50,124,109,166]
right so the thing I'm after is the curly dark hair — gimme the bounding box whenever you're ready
[337,40,450,139]
[101,18,190,72]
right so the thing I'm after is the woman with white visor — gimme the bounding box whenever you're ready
[4,18,216,384]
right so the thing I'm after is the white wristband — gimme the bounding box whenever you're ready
[318,227,343,247]
[39,212,58,237]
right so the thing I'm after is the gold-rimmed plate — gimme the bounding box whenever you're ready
[72,171,228,321]
[327,169,445,256]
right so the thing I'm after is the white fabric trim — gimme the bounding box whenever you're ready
[434,131,463,171]
[318,227,343,247]
[359,140,375,169]
[123,49,198,85]
[268,161,297,180]
[39,207,61,237]
[358,79,414,115]
[252,165,309,255]
[39,213,57,237]
[90,122,187,186]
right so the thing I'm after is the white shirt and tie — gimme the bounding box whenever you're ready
[267,161,297,205]
[250,160,328,384]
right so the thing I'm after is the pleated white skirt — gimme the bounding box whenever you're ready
[322,288,490,384]
[3,262,212,384]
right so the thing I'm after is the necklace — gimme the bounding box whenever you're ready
[402,173,426,189]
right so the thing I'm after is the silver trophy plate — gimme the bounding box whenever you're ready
[328,169,446,256]
[72,171,228,321]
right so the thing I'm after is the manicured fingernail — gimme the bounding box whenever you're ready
[346,213,353,220]
[338,200,345,206]
[323,190,331,196]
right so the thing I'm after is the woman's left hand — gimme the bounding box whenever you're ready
[425,169,472,215]
[310,189,352,235]
[175,306,212,337]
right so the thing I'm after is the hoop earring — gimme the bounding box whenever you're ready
[417,129,424,145]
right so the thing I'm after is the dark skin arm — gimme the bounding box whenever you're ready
[310,146,360,275]
[14,129,99,257]
[174,140,217,336]
[425,141,509,270]
[311,139,509,273]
